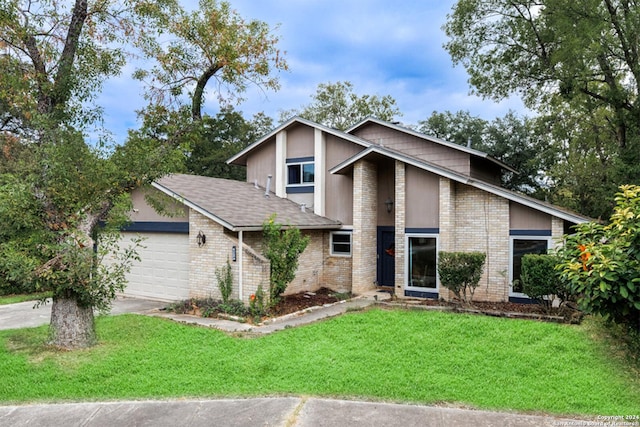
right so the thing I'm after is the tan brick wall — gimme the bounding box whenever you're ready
[394,161,406,297]
[352,160,378,294]
[322,232,353,293]
[435,180,512,302]
[188,211,270,304]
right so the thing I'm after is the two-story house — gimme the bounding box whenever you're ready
[121,117,589,303]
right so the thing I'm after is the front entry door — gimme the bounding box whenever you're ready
[377,228,395,287]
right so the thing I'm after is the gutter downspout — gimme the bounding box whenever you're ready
[238,230,244,301]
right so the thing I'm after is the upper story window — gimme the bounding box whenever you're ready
[287,157,315,185]
[286,157,314,193]
[288,162,314,185]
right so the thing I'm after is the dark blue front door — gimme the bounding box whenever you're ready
[377,227,395,286]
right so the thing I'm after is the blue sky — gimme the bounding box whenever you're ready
[98,0,526,143]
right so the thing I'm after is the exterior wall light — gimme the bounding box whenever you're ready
[196,230,206,247]
[385,198,394,213]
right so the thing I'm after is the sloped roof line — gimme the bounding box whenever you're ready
[330,144,590,225]
[151,181,236,231]
[346,116,518,174]
[152,174,342,232]
[226,116,373,165]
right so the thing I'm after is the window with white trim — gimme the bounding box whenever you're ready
[330,231,352,256]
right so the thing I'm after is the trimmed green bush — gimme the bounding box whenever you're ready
[519,254,561,312]
[437,251,486,304]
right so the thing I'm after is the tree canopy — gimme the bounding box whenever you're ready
[280,81,401,130]
[0,0,287,348]
[444,0,640,216]
[134,0,288,121]
[419,110,553,197]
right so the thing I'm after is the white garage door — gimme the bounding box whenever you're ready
[121,232,190,301]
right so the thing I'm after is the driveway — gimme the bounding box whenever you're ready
[0,296,167,331]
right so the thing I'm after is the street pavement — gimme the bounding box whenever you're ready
[0,295,591,426]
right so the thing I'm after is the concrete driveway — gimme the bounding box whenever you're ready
[0,296,167,331]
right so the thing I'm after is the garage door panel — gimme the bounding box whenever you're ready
[121,232,190,301]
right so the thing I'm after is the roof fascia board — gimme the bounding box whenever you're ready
[151,181,237,231]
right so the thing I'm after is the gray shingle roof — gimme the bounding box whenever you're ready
[153,174,342,231]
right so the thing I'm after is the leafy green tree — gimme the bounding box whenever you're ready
[135,0,288,121]
[444,0,640,216]
[556,185,640,330]
[0,0,286,348]
[262,215,310,305]
[419,110,552,196]
[186,107,273,180]
[280,81,401,130]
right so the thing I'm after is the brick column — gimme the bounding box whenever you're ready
[438,178,455,300]
[352,160,377,294]
[394,161,406,298]
[551,217,564,249]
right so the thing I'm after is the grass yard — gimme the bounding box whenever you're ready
[0,292,51,305]
[0,308,638,416]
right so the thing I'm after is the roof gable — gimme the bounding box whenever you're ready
[227,116,372,166]
[347,117,517,174]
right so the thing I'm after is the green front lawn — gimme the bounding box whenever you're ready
[0,292,51,305]
[1,309,638,416]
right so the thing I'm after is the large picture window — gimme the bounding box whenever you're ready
[510,237,552,296]
[406,235,437,289]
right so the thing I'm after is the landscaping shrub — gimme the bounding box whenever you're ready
[437,251,486,304]
[215,258,233,304]
[249,284,267,321]
[262,214,309,306]
[556,185,640,331]
[519,254,562,312]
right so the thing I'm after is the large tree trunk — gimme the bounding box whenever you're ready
[49,296,96,349]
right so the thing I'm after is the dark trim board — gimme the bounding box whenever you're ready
[286,156,314,163]
[286,185,314,194]
[405,290,439,299]
[508,296,535,304]
[122,222,189,234]
[509,229,552,236]
[405,228,439,234]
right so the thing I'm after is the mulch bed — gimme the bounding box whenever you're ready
[270,287,343,316]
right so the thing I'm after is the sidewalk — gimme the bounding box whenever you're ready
[0,397,588,427]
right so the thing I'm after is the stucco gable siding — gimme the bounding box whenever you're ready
[405,165,439,229]
[351,123,471,175]
[286,124,314,158]
[509,201,552,231]
[129,187,188,222]
[324,134,363,224]
[246,137,276,189]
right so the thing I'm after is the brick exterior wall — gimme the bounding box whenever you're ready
[394,161,406,296]
[436,179,511,302]
[188,210,270,304]
[322,232,353,293]
[352,160,378,294]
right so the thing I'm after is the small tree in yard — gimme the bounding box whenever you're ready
[262,215,309,306]
[518,254,564,313]
[437,251,486,304]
